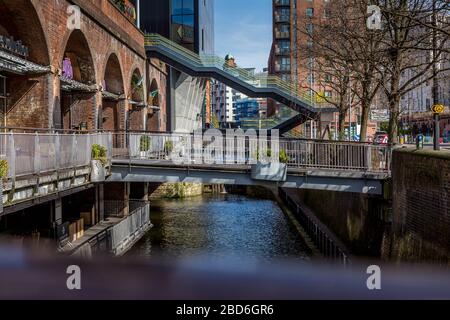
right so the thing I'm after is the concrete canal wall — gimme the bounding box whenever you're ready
[288,188,389,258]
[385,148,450,264]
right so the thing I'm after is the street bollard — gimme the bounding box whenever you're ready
[416,134,424,150]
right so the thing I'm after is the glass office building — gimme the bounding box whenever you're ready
[140,0,214,132]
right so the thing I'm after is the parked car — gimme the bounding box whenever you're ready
[374,131,388,145]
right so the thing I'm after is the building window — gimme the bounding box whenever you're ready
[202,29,205,52]
[277,40,290,55]
[171,0,195,49]
[324,90,332,98]
[306,8,314,17]
[276,8,290,22]
[306,23,313,34]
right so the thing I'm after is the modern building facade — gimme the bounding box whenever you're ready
[140,0,215,132]
[211,80,235,127]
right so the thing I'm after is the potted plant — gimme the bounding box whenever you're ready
[0,159,8,211]
[0,159,8,180]
[251,149,289,182]
[140,135,151,159]
[91,144,108,182]
[164,140,174,160]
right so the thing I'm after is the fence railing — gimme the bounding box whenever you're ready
[113,132,391,173]
[0,133,112,179]
[104,199,148,218]
[109,201,151,252]
[280,188,351,265]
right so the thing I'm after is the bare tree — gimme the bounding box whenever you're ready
[294,0,449,143]
[296,0,385,142]
[372,0,450,143]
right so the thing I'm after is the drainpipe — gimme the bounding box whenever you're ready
[136,0,141,29]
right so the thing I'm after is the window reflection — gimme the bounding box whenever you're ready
[171,0,196,49]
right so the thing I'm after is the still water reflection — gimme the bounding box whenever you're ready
[129,194,311,262]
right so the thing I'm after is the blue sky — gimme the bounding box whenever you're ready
[214,0,272,73]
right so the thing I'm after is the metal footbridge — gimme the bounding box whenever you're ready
[145,34,326,130]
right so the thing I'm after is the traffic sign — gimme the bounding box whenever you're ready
[370,109,390,122]
[432,104,445,114]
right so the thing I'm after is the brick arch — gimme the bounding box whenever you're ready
[0,0,50,65]
[148,78,160,107]
[59,29,96,84]
[103,52,125,95]
[146,78,161,132]
[128,66,145,103]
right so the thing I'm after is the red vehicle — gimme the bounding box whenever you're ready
[374,131,388,145]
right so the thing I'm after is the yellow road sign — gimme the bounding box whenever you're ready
[432,104,445,114]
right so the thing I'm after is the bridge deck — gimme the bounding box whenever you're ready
[110,158,388,195]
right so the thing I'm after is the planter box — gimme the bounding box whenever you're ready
[251,162,287,182]
[91,160,106,182]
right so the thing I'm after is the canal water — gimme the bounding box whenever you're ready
[128,193,311,262]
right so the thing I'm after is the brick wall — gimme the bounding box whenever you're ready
[129,108,145,131]
[388,148,450,264]
[6,74,49,128]
[1,0,168,131]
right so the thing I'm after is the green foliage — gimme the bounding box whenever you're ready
[256,149,289,163]
[379,122,389,133]
[112,0,126,11]
[164,140,174,154]
[0,159,8,179]
[211,112,220,129]
[140,135,152,152]
[172,183,186,199]
[92,144,108,166]
[279,149,289,164]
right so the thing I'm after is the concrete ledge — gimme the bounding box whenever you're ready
[109,164,385,195]
[394,146,450,161]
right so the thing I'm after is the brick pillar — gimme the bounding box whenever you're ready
[104,182,130,216]
[53,198,63,226]
[130,182,149,201]
[96,184,105,221]
[51,198,63,241]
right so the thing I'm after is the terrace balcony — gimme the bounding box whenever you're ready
[0,132,112,215]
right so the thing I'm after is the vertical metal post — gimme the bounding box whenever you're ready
[55,133,60,171]
[8,132,15,185]
[34,133,41,175]
[136,0,140,29]
[433,113,440,151]
[432,0,440,151]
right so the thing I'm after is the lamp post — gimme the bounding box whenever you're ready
[432,0,440,151]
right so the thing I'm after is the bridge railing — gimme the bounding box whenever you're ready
[112,132,391,174]
[280,140,391,173]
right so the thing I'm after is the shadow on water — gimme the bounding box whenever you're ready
[128,193,312,262]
